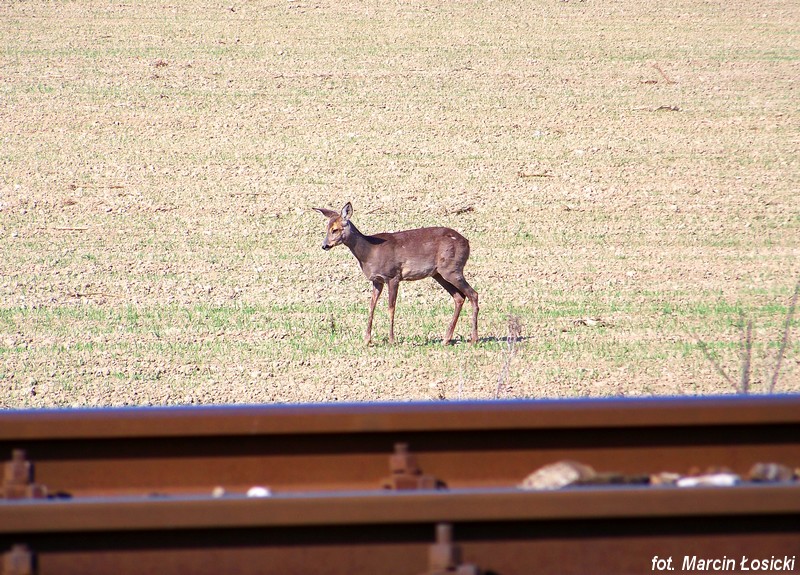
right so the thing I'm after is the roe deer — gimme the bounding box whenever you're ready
[314,202,479,345]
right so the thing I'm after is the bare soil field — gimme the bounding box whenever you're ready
[1,0,798,408]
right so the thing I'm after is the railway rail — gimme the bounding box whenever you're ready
[1,395,799,574]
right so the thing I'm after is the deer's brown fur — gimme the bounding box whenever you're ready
[314,202,479,345]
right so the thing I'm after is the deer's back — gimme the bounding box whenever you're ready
[367,227,470,282]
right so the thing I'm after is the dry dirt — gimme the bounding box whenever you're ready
[1,0,799,408]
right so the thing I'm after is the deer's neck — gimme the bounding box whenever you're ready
[343,222,377,265]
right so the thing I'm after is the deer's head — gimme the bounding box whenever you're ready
[313,202,353,251]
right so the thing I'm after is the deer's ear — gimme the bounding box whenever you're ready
[341,202,353,222]
[314,208,338,219]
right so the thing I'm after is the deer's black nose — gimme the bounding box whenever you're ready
[322,243,331,251]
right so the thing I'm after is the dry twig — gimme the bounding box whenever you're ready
[68,183,124,190]
[695,338,735,389]
[573,317,607,328]
[694,279,799,394]
[69,291,118,299]
[37,226,89,232]
[518,171,554,179]
[496,315,522,399]
[738,313,753,394]
[770,279,800,393]
[445,205,474,216]
[652,63,677,84]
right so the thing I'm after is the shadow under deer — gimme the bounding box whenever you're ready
[314,202,479,345]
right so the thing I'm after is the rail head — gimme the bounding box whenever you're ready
[2,484,799,534]
[2,395,800,441]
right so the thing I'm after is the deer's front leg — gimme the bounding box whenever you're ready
[366,280,383,345]
[387,278,400,345]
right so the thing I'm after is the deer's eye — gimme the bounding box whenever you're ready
[331,227,341,235]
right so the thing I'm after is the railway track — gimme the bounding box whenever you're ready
[1,396,799,574]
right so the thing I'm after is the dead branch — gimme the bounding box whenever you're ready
[573,317,608,328]
[68,183,124,190]
[738,314,753,394]
[69,291,119,299]
[445,205,474,216]
[770,279,800,393]
[518,171,554,178]
[496,315,522,399]
[37,226,89,231]
[695,337,735,390]
[652,63,676,84]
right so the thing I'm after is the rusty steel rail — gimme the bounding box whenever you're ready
[1,396,799,574]
[1,395,799,495]
[2,486,799,575]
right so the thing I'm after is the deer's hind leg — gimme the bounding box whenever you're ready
[432,273,466,345]
[435,271,479,344]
